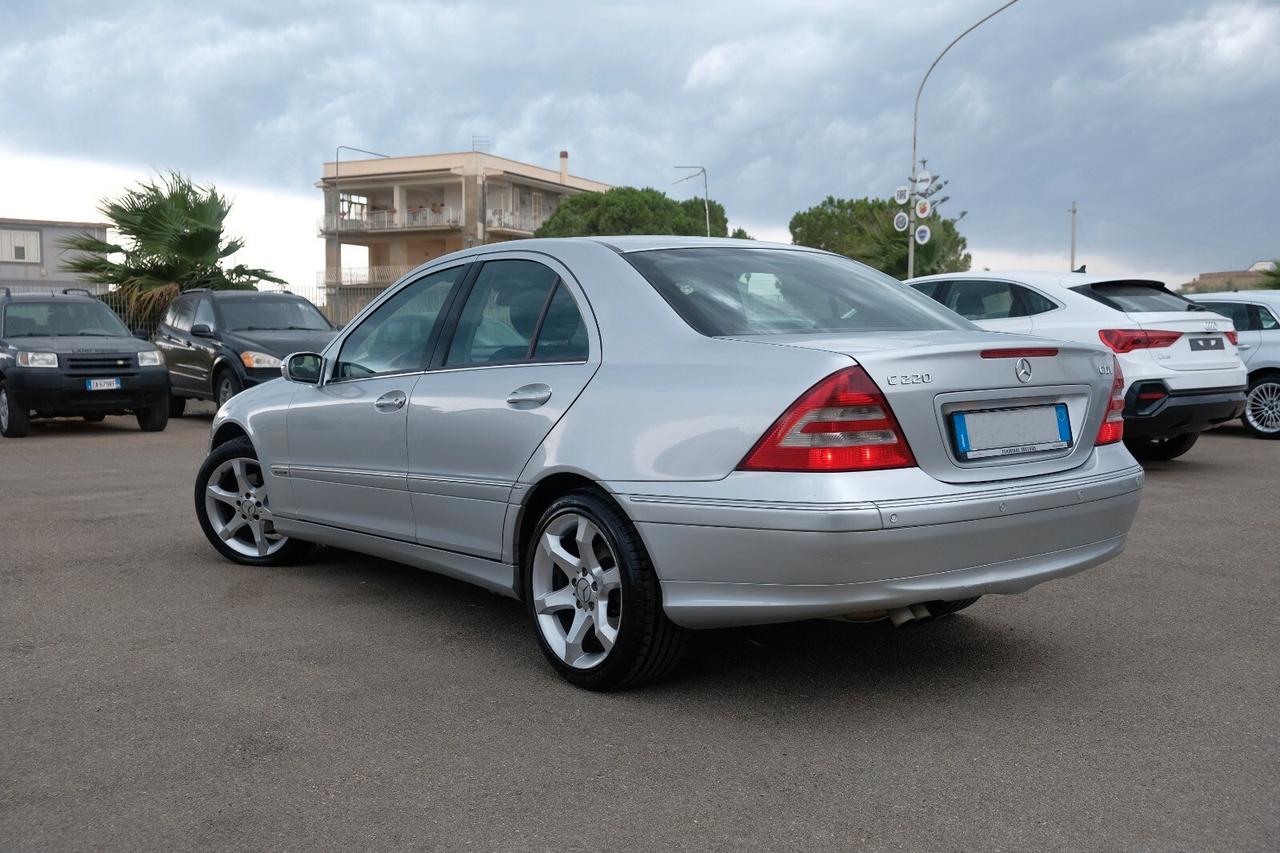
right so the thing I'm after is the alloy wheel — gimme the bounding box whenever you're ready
[217,378,235,406]
[1245,381,1280,434]
[530,512,623,669]
[0,389,8,432]
[203,456,288,558]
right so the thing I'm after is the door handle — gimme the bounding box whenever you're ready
[374,390,407,412]
[1239,343,1252,350]
[507,383,552,408]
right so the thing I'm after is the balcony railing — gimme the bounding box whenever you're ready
[485,208,549,233]
[319,207,462,233]
[316,265,414,287]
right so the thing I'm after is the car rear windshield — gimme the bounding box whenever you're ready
[2,300,130,337]
[1071,280,1200,313]
[624,247,973,336]
[219,297,331,332]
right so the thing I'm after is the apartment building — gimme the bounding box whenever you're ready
[317,150,610,289]
[0,217,110,294]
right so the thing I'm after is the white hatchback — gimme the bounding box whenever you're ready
[908,272,1248,461]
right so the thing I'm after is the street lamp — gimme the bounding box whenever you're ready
[906,0,1021,279]
[674,166,711,237]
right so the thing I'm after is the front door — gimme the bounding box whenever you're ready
[155,295,200,392]
[285,264,468,540]
[407,256,599,559]
[188,296,219,391]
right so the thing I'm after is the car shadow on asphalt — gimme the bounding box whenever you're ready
[297,543,1059,703]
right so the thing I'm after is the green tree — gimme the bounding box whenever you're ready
[535,186,729,237]
[788,195,971,278]
[729,226,753,240]
[1261,260,1280,289]
[59,172,283,326]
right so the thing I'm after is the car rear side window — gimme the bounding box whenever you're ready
[1198,302,1252,331]
[335,265,465,379]
[532,283,589,362]
[625,248,972,336]
[1072,280,1194,313]
[445,260,561,366]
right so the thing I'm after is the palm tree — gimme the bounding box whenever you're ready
[59,172,283,325]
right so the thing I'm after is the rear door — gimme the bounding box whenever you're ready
[939,279,1034,334]
[1075,280,1240,373]
[406,255,599,559]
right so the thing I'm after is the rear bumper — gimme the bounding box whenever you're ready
[1123,385,1246,439]
[614,458,1144,629]
[5,367,170,415]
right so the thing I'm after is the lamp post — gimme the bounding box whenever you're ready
[906,0,1021,279]
[674,166,711,236]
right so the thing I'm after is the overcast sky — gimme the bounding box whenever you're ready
[2,0,1277,288]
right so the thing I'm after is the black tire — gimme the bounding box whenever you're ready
[1241,373,1280,439]
[82,413,106,423]
[925,597,981,618]
[194,436,312,566]
[136,403,169,432]
[1125,432,1199,461]
[168,394,187,418]
[524,488,688,691]
[215,369,242,407]
[0,380,30,438]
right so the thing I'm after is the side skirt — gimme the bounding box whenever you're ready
[272,517,520,598]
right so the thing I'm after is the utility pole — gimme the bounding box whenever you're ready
[674,166,711,236]
[1069,200,1078,270]
[906,0,1021,278]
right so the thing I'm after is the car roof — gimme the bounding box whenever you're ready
[1189,290,1280,305]
[205,290,307,300]
[1,291,102,304]
[906,270,1166,292]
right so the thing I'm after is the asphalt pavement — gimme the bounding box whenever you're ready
[2,409,1277,851]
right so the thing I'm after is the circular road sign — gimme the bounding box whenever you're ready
[893,211,910,232]
[894,186,911,205]
[914,224,932,245]
[914,170,933,191]
[915,198,932,218]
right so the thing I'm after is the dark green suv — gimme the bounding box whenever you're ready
[0,288,170,438]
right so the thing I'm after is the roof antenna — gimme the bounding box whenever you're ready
[1074,264,1087,273]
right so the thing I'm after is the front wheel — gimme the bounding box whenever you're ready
[525,489,688,690]
[194,436,312,566]
[168,394,187,418]
[215,370,242,407]
[136,403,168,432]
[0,381,30,438]
[1242,375,1280,439]
[1125,432,1199,461]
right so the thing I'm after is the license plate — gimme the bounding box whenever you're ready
[951,403,1072,460]
[85,378,121,391]
[1189,336,1224,351]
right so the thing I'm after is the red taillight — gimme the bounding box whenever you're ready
[1098,329,1182,353]
[738,366,916,472]
[979,347,1059,358]
[1095,356,1126,445]
[1225,330,1239,345]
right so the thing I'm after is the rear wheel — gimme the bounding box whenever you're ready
[194,436,312,566]
[1242,374,1280,439]
[136,403,168,432]
[525,489,688,690]
[0,381,30,438]
[168,394,187,418]
[215,370,242,407]
[1125,432,1199,461]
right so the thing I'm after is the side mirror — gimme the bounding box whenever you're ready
[133,328,149,340]
[191,323,214,338]
[282,352,323,384]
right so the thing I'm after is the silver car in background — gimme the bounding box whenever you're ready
[196,238,1143,689]
[1190,290,1280,438]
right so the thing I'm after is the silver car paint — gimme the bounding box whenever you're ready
[211,237,1143,629]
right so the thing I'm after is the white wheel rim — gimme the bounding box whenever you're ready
[531,512,623,670]
[204,456,288,558]
[0,389,9,431]
[1246,382,1280,434]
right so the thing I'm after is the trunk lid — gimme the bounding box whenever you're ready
[1120,310,1241,372]
[730,330,1117,484]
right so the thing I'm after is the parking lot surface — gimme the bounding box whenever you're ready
[2,410,1277,850]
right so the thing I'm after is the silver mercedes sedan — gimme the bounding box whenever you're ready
[196,237,1144,689]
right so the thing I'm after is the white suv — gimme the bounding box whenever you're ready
[908,272,1248,461]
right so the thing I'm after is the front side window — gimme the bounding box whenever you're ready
[193,298,217,330]
[3,300,130,338]
[445,260,560,366]
[1258,305,1279,331]
[627,248,972,336]
[335,265,464,379]
[170,297,196,332]
[219,297,330,332]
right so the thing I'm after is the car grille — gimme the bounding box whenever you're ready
[65,354,138,376]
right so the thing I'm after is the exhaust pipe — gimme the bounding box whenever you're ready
[887,603,933,627]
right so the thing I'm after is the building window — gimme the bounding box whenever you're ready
[1,229,41,263]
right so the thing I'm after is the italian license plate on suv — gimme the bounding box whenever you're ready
[951,403,1072,460]
[85,378,122,391]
